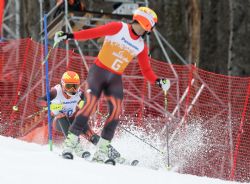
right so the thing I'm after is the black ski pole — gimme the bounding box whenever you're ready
[119,125,165,154]
[13,108,47,125]
[96,111,165,154]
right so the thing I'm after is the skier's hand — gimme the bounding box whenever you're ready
[156,78,171,92]
[54,31,73,43]
[55,113,66,119]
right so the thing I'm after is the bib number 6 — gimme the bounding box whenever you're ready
[111,59,123,71]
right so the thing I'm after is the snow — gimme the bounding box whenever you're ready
[0,136,243,184]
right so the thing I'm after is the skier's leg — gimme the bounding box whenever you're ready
[93,75,123,163]
[53,116,71,138]
[102,73,123,140]
[63,65,105,157]
[101,96,122,141]
[63,86,100,155]
[69,86,99,140]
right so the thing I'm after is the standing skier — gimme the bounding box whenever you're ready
[54,7,170,162]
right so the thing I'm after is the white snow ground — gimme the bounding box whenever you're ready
[0,136,243,184]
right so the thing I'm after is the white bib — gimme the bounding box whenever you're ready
[50,84,82,117]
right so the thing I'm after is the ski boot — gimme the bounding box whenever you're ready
[107,145,139,166]
[62,132,90,159]
[62,133,78,159]
[74,141,91,159]
[92,137,138,166]
[107,144,126,164]
[92,138,118,165]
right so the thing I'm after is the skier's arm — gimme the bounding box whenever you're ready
[137,44,158,84]
[54,22,123,42]
[37,88,57,107]
[138,45,171,90]
[73,22,122,40]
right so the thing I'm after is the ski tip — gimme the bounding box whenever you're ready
[104,159,116,166]
[131,160,139,166]
[82,151,91,159]
[62,152,74,160]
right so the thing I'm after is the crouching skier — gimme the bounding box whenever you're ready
[54,7,171,164]
[38,71,88,157]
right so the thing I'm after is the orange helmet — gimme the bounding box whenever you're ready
[133,7,158,32]
[61,71,80,96]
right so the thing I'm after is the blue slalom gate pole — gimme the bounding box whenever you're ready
[43,14,53,151]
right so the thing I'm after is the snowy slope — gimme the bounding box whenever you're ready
[0,136,242,184]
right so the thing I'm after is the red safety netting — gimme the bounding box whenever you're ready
[0,39,249,182]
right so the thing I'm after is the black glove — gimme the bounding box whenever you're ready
[155,78,171,91]
[54,31,74,43]
[62,32,74,39]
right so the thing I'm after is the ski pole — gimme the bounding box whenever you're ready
[41,40,59,65]
[12,108,47,125]
[12,40,59,112]
[96,111,166,154]
[97,106,171,167]
[164,89,171,169]
[55,116,70,139]
[12,104,63,126]
[119,125,165,154]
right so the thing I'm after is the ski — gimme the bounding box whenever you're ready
[61,151,139,166]
[92,158,116,166]
[82,151,91,159]
[117,159,139,166]
[131,160,139,166]
[61,152,74,160]
[61,151,91,160]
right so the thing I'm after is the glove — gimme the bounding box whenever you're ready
[156,78,171,91]
[54,31,74,43]
[55,113,66,119]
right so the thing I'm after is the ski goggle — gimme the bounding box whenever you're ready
[64,83,79,90]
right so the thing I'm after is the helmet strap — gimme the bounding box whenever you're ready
[131,23,141,37]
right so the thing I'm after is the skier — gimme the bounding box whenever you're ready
[54,7,171,163]
[38,71,85,147]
